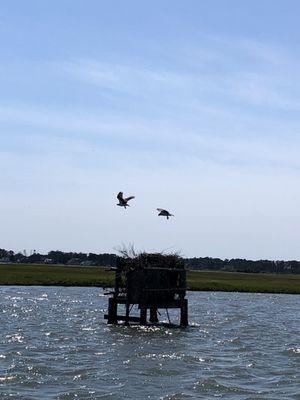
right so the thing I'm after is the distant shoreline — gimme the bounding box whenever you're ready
[0,264,299,294]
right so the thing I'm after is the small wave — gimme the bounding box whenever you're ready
[5,333,24,343]
[193,378,254,395]
[287,347,300,355]
[142,352,182,361]
[160,393,194,399]
[0,375,16,382]
[182,354,207,364]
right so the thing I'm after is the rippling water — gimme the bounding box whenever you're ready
[0,287,299,399]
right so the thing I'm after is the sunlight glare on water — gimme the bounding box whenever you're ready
[0,287,299,399]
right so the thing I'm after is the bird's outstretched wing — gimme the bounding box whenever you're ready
[117,192,124,201]
[125,196,135,202]
[157,208,166,212]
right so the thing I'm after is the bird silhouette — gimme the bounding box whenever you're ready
[117,192,135,209]
[156,208,174,219]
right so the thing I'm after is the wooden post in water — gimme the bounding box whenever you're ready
[107,298,118,324]
[180,299,188,327]
[140,307,147,325]
[149,306,159,323]
[125,302,130,325]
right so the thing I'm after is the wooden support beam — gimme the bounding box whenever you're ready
[107,298,118,324]
[180,299,188,327]
[125,302,130,325]
[139,300,183,309]
[149,306,159,323]
[140,307,147,325]
[104,314,141,323]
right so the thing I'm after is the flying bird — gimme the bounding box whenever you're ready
[117,192,135,209]
[156,208,174,219]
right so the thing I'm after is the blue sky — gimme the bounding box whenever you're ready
[1,0,300,259]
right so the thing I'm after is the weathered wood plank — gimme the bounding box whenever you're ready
[104,314,141,322]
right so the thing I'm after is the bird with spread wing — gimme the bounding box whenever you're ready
[117,192,135,209]
[156,208,174,219]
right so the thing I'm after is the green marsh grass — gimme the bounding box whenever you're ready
[0,264,299,294]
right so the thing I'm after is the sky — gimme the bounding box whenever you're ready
[1,0,300,260]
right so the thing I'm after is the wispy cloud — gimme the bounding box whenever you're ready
[58,34,300,113]
[1,101,300,176]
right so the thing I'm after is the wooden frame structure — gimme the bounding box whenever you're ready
[104,253,188,327]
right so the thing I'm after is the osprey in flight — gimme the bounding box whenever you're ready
[117,192,135,209]
[157,208,174,219]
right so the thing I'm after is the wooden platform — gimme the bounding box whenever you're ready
[104,254,188,327]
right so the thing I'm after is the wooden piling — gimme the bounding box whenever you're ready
[107,298,118,324]
[149,306,159,323]
[125,302,130,325]
[140,307,147,325]
[180,299,188,327]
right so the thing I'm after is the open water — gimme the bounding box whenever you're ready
[0,287,299,399]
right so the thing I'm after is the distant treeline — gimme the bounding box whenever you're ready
[0,249,299,274]
[185,257,300,274]
[0,249,117,267]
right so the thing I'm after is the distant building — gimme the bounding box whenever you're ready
[80,260,96,267]
[67,258,82,265]
[0,257,11,264]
